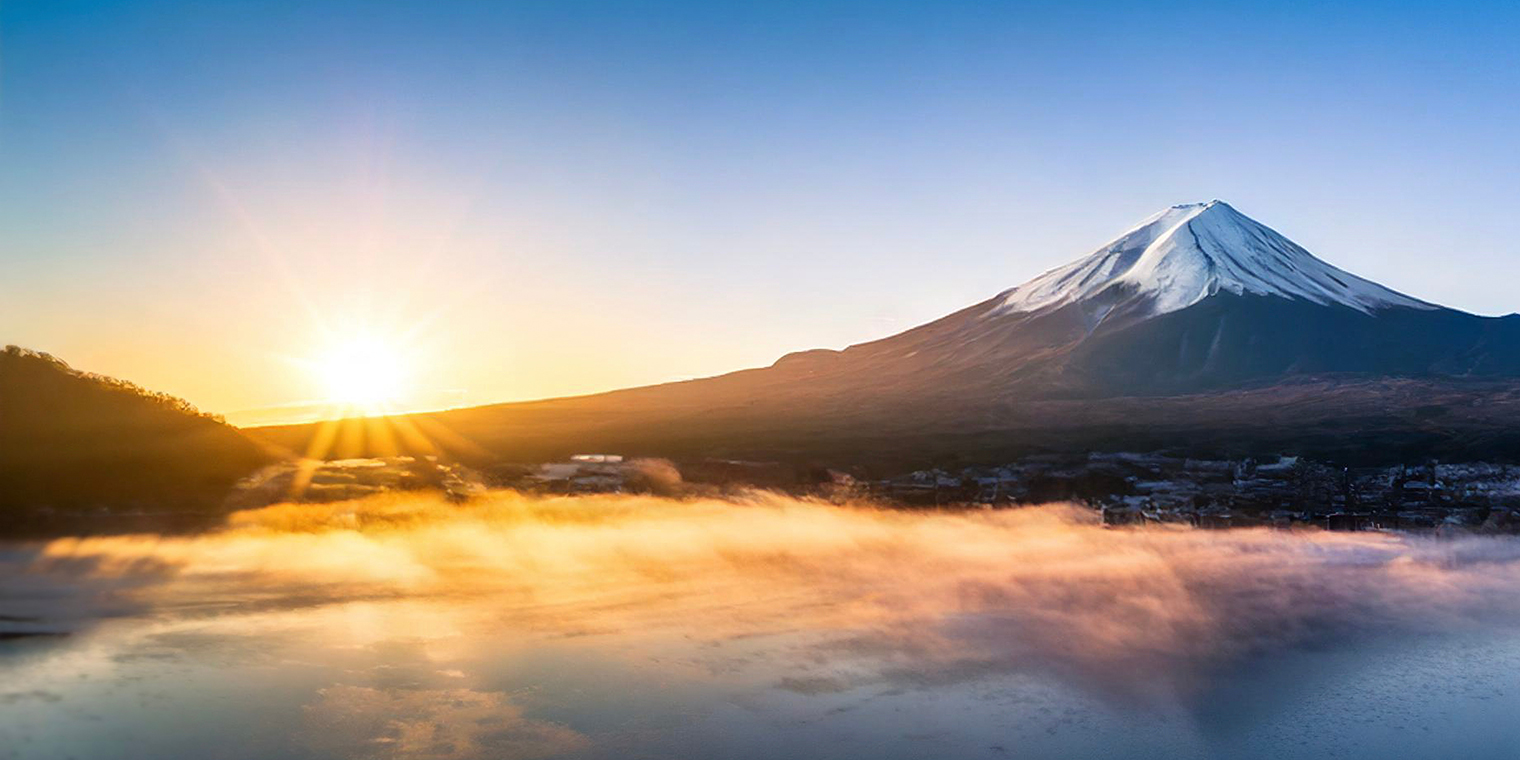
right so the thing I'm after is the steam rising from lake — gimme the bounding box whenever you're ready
[7,492,1520,759]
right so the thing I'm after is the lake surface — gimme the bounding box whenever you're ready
[5,492,1520,760]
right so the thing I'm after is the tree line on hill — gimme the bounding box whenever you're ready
[0,346,272,524]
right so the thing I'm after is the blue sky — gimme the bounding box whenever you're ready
[3,0,1518,419]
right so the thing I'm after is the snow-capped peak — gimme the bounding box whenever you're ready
[994,200,1434,317]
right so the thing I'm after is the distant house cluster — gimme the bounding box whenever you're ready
[868,453,1520,532]
[229,448,1520,534]
[227,456,484,508]
[482,454,685,496]
[526,454,632,493]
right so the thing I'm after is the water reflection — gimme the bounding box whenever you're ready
[4,492,1520,759]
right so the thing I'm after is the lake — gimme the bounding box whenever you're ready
[5,492,1520,760]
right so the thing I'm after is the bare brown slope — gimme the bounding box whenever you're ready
[248,373,1520,471]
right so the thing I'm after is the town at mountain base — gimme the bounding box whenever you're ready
[12,202,1520,527]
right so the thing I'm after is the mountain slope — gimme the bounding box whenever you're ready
[0,346,272,516]
[254,202,1520,468]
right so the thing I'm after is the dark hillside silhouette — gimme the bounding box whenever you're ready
[0,346,272,520]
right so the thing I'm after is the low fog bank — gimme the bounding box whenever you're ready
[9,490,1520,708]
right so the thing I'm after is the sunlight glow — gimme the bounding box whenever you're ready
[312,334,409,412]
[272,315,488,484]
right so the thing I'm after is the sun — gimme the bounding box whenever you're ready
[312,333,409,412]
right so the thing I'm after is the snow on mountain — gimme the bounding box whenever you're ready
[994,200,1435,318]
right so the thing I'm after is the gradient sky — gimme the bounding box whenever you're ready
[3,0,1518,424]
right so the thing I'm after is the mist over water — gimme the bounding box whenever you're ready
[6,491,1520,759]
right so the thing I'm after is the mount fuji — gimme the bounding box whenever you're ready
[258,201,1520,466]
[761,199,1520,399]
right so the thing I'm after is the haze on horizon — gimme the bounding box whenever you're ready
[3,0,1518,424]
